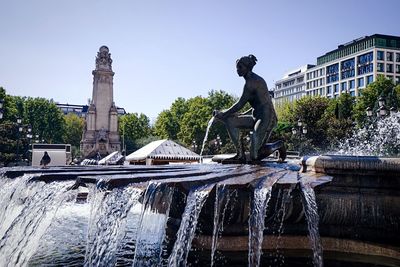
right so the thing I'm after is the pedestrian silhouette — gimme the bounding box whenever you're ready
[40,151,51,168]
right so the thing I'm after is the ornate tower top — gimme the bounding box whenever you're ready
[95,45,113,71]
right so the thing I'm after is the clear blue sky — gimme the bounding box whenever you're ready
[1,0,399,121]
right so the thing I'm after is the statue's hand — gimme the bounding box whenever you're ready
[213,110,225,119]
[213,110,222,118]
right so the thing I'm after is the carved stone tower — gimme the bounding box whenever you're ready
[80,46,121,158]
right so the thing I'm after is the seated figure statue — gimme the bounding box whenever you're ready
[214,54,285,162]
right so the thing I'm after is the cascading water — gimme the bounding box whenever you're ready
[168,183,214,267]
[248,173,284,267]
[29,196,92,267]
[200,116,215,156]
[0,175,75,267]
[133,182,174,267]
[84,183,143,267]
[210,184,231,267]
[301,183,323,267]
[267,188,292,267]
[337,112,400,156]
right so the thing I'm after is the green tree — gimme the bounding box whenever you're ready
[354,75,400,125]
[153,110,179,139]
[0,122,29,166]
[292,96,331,153]
[23,97,65,143]
[178,96,211,152]
[322,93,356,149]
[63,113,84,155]
[153,97,188,140]
[119,113,152,153]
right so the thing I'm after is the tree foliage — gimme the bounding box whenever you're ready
[354,75,400,125]
[24,97,65,143]
[153,89,237,154]
[119,113,152,153]
[63,113,84,148]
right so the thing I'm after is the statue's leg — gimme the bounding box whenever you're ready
[223,115,253,158]
[250,116,277,160]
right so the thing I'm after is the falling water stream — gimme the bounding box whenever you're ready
[133,182,174,267]
[248,173,284,267]
[301,183,324,267]
[0,162,333,267]
[84,183,143,267]
[0,176,75,267]
[200,116,215,156]
[210,184,232,267]
[168,183,214,266]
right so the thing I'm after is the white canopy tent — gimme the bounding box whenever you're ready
[125,139,200,165]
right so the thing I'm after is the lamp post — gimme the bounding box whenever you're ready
[214,134,222,153]
[26,125,32,164]
[16,118,22,163]
[291,119,307,155]
[192,140,198,153]
[365,95,396,120]
[0,98,4,119]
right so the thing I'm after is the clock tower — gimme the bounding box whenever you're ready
[80,46,121,158]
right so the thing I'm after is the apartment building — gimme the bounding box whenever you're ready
[273,65,315,107]
[274,34,400,104]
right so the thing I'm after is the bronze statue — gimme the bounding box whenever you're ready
[214,55,285,162]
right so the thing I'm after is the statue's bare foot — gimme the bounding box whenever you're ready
[257,140,286,162]
[222,153,247,164]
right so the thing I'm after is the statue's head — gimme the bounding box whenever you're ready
[236,54,257,77]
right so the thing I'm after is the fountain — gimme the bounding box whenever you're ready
[1,56,400,267]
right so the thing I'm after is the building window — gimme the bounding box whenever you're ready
[341,82,347,91]
[349,79,355,89]
[377,63,385,72]
[358,77,364,88]
[358,52,373,64]
[327,85,332,94]
[341,58,355,79]
[387,64,393,73]
[366,75,374,85]
[396,76,400,85]
[326,63,339,84]
[350,91,356,97]
[334,84,339,93]
[396,65,400,74]
[377,50,384,60]
[387,52,393,61]
[396,53,400,62]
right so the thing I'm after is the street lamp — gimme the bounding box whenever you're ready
[378,96,386,107]
[192,140,198,152]
[214,134,222,153]
[26,125,32,164]
[366,107,373,117]
[16,118,22,162]
[390,107,397,116]
[292,120,307,154]
[378,105,387,117]
[0,98,4,119]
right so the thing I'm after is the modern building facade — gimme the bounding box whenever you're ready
[80,46,121,158]
[273,65,315,107]
[274,34,400,104]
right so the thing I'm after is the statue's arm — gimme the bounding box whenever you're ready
[219,87,251,118]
